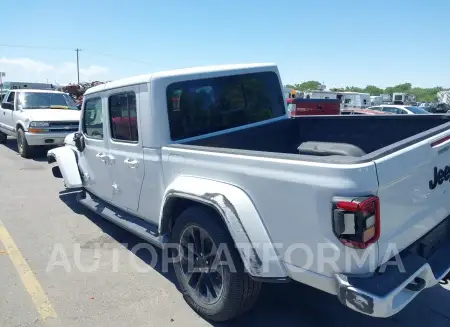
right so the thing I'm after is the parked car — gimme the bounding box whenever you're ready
[48,63,450,322]
[427,103,450,114]
[0,89,80,157]
[367,105,430,115]
[341,108,393,115]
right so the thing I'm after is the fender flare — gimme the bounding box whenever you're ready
[47,146,82,188]
[15,121,26,132]
[160,176,287,279]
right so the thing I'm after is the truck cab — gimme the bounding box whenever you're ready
[0,89,80,157]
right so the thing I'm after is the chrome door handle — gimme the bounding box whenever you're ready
[96,152,107,161]
[106,155,115,164]
[124,158,139,168]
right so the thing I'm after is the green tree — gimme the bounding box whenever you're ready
[363,85,384,95]
[292,81,321,91]
[345,86,363,92]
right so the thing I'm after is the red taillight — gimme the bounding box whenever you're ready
[332,196,380,249]
[431,135,450,148]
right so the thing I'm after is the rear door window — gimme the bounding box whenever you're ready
[166,71,285,140]
[109,92,138,142]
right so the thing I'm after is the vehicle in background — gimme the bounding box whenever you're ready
[341,108,393,115]
[420,102,432,108]
[287,98,340,116]
[0,89,80,157]
[283,87,303,100]
[437,90,450,105]
[392,92,416,105]
[1,81,56,92]
[303,90,338,100]
[370,95,383,106]
[48,63,450,321]
[381,93,391,103]
[427,103,450,114]
[339,92,371,109]
[368,105,430,115]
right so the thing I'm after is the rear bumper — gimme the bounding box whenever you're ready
[25,132,74,146]
[335,218,450,318]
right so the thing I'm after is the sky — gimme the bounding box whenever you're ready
[0,0,449,88]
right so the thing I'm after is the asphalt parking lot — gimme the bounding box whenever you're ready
[1,138,450,327]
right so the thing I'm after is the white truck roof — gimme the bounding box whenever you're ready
[5,88,66,94]
[84,63,278,95]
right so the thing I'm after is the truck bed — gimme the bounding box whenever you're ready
[178,115,450,163]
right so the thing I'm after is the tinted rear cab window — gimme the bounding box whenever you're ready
[166,71,285,140]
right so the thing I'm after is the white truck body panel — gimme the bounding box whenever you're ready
[162,145,380,277]
[375,129,450,265]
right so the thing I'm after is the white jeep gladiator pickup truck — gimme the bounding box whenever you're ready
[48,63,450,322]
[0,89,80,158]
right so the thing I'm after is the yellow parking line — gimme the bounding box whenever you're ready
[0,220,57,320]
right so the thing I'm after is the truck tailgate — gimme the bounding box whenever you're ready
[375,130,450,265]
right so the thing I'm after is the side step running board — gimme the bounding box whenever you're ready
[77,191,165,248]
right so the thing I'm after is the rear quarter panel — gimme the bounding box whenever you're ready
[161,146,380,277]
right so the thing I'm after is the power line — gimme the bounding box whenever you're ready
[84,50,152,65]
[0,43,152,84]
[0,43,71,51]
[0,43,151,65]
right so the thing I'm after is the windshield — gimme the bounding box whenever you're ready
[17,92,78,110]
[405,106,430,114]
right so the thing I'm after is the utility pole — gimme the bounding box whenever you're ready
[75,48,81,84]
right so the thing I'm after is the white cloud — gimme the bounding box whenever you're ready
[81,65,109,76]
[0,57,109,84]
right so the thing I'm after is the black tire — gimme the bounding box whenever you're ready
[16,128,32,158]
[171,206,262,322]
[0,131,7,144]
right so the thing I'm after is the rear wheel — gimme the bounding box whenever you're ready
[17,128,33,158]
[171,206,261,322]
[0,131,7,144]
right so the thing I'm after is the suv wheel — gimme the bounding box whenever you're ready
[17,128,32,158]
[0,131,7,144]
[171,206,261,322]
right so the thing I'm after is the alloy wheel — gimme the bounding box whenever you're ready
[178,226,224,305]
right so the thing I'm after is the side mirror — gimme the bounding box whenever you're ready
[1,102,13,110]
[74,132,85,152]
